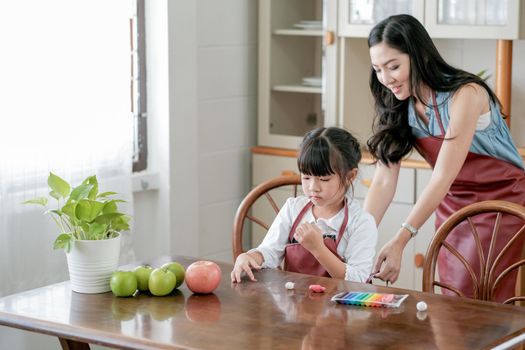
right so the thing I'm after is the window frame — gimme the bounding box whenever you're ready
[131,0,148,172]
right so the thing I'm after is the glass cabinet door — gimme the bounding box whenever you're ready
[425,0,523,39]
[258,0,338,149]
[338,0,424,37]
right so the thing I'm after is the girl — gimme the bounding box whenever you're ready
[231,127,377,283]
[365,14,525,301]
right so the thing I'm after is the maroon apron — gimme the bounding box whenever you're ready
[283,201,348,277]
[415,92,525,301]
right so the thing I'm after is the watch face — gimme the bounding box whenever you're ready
[402,223,417,236]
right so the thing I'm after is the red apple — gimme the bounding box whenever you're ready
[185,260,221,294]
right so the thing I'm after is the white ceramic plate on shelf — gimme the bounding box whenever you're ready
[293,20,322,30]
[302,76,322,87]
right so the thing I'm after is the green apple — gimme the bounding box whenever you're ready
[148,268,176,296]
[133,265,153,292]
[161,261,185,289]
[110,271,137,297]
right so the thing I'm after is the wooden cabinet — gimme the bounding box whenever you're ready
[259,0,525,150]
[425,0,525,39]
[338,0,424,37]
[258,0,339,149]
[338,0,525,39]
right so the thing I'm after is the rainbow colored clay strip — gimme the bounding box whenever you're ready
[331,291,408,308]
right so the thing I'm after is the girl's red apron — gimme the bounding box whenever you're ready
[415,92,525,301]
[283,201,348,277]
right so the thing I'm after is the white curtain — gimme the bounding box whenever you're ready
[0,1,136,297]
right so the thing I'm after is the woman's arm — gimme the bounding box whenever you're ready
[363,161,400,225]
[374,83,488,282]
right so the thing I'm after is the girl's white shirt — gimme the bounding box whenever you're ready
[255,193,378,282]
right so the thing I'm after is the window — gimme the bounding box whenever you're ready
[131,0,148,172]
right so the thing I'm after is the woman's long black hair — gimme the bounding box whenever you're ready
[367,14,499,165]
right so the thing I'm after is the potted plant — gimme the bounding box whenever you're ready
[25,172,131,293]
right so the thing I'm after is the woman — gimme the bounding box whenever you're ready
[364,14,525,301]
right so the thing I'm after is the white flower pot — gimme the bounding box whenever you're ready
[65,234,121,293]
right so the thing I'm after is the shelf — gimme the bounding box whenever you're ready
[272,84,322,94]
[273,29,323,36]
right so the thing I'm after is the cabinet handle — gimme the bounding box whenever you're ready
[281,170,298,176]
[414,253,425,268]
[361,178,372,188]
[325,31,335,46]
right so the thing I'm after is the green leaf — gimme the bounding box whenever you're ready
[69,183,93,202]
[61,202,76,219]
[88,222,108,238]
[88,182,99,200]
[103,200,118,214]
[75,199,105,222]
[80,175,99,200]
[93,212,126,226]
[476,69,492,82]
[85,175,97,184]
[23,197,48,206]
[111,215,131,232]
[48,173,70,199]
[53,233,73,251]
[49,190,61,200]
[97,191,118,198]
[75,200,92,221]
[80,223,90,234]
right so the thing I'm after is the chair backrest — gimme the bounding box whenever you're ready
[232,175,301,261]
[422,200,525,305]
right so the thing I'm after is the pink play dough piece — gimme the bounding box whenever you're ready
[308,284,326,293]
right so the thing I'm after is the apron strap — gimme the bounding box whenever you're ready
[432,91,446,136]
[288,201,313,242]
[288,199,349,247]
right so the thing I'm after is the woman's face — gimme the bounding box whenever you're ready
[370,42,411,100]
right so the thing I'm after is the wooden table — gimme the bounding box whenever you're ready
[1,256,524,349]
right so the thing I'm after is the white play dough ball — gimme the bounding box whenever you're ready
[285,281,295,290]
[416,301,428,312]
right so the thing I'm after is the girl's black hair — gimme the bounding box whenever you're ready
[298,127,361,189]
[367,14,499,165]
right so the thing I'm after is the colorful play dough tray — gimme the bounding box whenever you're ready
[331,291,409,308]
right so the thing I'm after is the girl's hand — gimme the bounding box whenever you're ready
[372,236,405,283]
[230,252,262,283]
[294,222,324,254]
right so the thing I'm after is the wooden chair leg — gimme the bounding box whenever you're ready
[59,337,91,350]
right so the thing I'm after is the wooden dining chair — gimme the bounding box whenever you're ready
[422,200,525,305]
[232,174,301,261]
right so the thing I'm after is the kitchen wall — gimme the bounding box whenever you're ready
[131,0,257,264]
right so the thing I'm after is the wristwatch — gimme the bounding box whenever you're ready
[401,222,418,238]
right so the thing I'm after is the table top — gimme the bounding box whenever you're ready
[1,256,525,350]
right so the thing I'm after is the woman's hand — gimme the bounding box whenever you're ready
[230,252,262,283]
[372,234,407,283]
[294,222,324,254]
